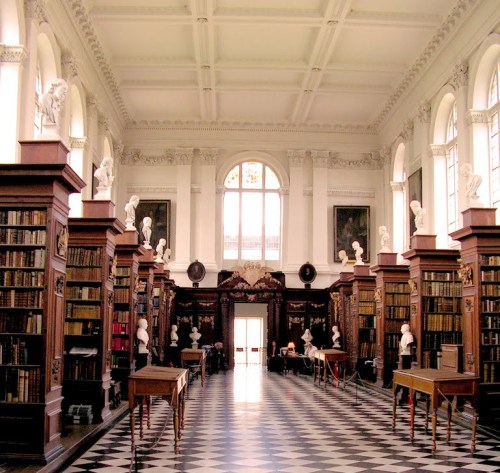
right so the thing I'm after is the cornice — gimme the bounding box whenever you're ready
[328,188,376,198]
[127,186,177,194]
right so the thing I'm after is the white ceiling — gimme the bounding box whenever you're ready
[81,0,461,131]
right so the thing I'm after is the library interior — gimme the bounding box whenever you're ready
[1,1,500,472]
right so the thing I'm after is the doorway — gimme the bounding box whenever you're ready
[233,303,267,365]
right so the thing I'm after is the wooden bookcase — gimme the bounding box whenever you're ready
[450,208,500,423]
[111,231,143,394]
[0,142,85,462]
[328,271,353,355]
[370,253,410,387]
[151,262,172,365]
[348,265,376,380]
[402,235,462,370]
[63,201,124,423]
[137,250,155,369]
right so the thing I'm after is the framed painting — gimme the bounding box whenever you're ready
[334,206,370,263]
[408,168,422,238]
[135,200,171,249]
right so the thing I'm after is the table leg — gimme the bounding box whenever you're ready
[431,393,438,452]
[471,407,477,454]
[446,399,452,442]
[392,384,397,430]
[425,396,429,432]
[323,361,327,388]
[147,395,151,431]
[409,388,415,442]
[201,360,205,387]
[139,397,144,439]
[173,405,180,453]
[342,363,346,389]
[129,407,135,451]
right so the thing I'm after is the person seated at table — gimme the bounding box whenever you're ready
[304,341,318,360]
[267,340,282,373]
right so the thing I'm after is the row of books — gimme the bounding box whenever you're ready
[0,209,47,226]
[482,300,500,313]
[114,287,130,303]
[481,284,500,296]
[359,341,376,358]
[112,337,129,351]
[0,289,43,308]
[67,247,103,266]
[424,296,461,313]
[64,320,100,336]
[64,357,98,380]
[112,322,129,335]
[385,282,411,293]
[481,269,500,282]
[385,306,409,319]
[358,301,375,314]
[66,267,102,281]
[482,362,499,383]
[0,312,42,334]
[358,290,374,301]
[0,269,44,287]
[385,319,410,333]
[65,286,101,300]
[384,293,410,305]
[482,332,500,346]
[359,316,375,328]
[384,333,401,349]
[482,315,500,328]
[0,228,46,245]
[480,255,500,266]
[66,303,100,319]
[114,311,130,323]
[422,332,462,349]
[0,337,31,364]
[115,267,131,277]
[422,281,461,297]
[0,249,45,268]
[482,346,500,361]
[423,271,456,281]
[359,328,376,342]
[112,354,130,369]
[423,313,462,331]
[0,367,41,402]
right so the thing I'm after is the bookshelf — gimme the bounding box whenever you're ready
[137,250,156,369]
[0,141,85,462]
[63,201,124,423]
[348,265,376,380]
[450,207,500,423]
[152,263,174,365]
[328,272,353,360]
[402,235,462,370]
[112,231,143,394]
[370,253,410,387]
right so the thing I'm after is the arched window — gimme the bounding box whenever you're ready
[446,101,459,233]
[34,66,43,138]
[223,161,281,262]
[489,60,500,210]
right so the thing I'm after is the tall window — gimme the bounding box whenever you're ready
[489,60,500,211]
[223,161,280,262]
[446,101,459,233]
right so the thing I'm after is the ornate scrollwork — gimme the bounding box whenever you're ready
[457,259,473,287]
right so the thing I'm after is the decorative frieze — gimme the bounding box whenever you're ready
[120,148,175,165]
[401,119,414,141]
[62,51,78,79]
[417,101,431,124]
[327,188,376,198]
[127,186,177,194]
[451,62,469,89]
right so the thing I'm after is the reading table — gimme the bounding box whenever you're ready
[128,366,188,453]
[180,348,207,386]
[392,368,480,452]
[314,349,347,388]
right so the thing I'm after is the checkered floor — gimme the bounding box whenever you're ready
[64,366,500,472]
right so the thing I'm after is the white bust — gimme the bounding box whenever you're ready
[301,329,313,345]
[125,195,140,230]
[141,216,152,249]
[400,323,414,356]
[155,238,166,263]
[378,225,391,253]
[332,325,341,348]
[190,327,201,348]
[410,200,425,235]
[94,157,114,200]
[338,249,348,267]
[460,162,482,207]
[352,240,364,265]
[170,324,178,347]
[136,318,149,354]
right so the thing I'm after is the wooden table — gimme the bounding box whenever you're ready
[314,349,347,388]
[128,366,188,453]
[180,348,207,386]
[392,368,480,452]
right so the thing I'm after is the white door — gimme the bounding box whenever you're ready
[234,316,263,365]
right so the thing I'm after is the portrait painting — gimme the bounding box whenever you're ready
[408,169,422,238]
[135,200,171,250]
[334,206,370,263]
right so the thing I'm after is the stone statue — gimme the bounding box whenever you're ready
[40,78,68,129]
[141,217,152,249]
[332,325,341,348]
[155,238,167,263]
[163,247,171,266]
[400,323,414,357]
[352,240,364,265]
[94,157,114,200]
[170,324,178,347]
[125,195,140,230]
[190,327,201,348]
[379,225,391,253]
[410,200,425,235]
[460,162,482,207]
[136,318,149,354]
[338,249,348,267]
[301,329,313,345]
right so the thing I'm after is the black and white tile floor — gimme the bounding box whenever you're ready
[65,366,500,472]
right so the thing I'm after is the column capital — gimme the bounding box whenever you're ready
[429,144,448,157]
[311,150,329,168]
[451,62,468,89]
[287,149,306,167]
[400,119,414,141]
[24,0,47,22]
[175,148,194,165]
[199,148,218,165]
[69,136,88,150]
[466,109,489,126]
[390,180,405,192]
[417,101,431,124]
[0,45,28,65]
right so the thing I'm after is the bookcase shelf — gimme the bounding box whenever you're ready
[62,201,124,425]
[449,208,500,424]
[0,141,85,462]
[137,252,156,369]
[371,254,410,387]
[328,272,353,360]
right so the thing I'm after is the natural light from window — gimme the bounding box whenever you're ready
[489,61,500,214]
[223,161,280,262]
[446,101,459,233]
